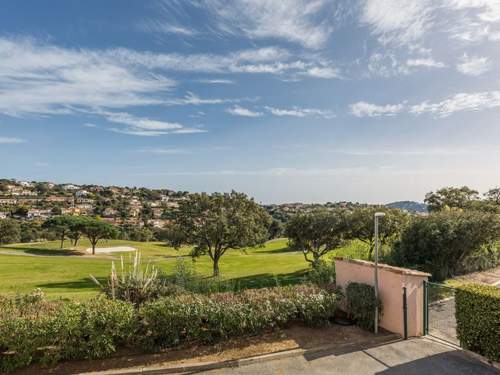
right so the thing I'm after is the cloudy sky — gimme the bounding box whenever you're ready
[1,0,500,203]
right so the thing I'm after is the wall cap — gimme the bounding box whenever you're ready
[334,257,431,277]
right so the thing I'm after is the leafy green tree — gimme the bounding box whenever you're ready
[42,215,74,248]
[168,191,271,276]
[19,221,43,243]
[286,209,348,266]
[424,186,479,212]
[0,219,20,245]
[485,187,500,205]
[268,218,284,239]
[80,217,117,255]
[11,206,28,218]
[347,207,408,260]
[67,216,87,247]
[392,211,500,281]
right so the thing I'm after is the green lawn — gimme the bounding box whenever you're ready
[0,238,369,299]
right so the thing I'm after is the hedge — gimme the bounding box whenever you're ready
[455,283,500,362]
[345,282,382,331]
[137,285,338,350]
[0,285,338,372]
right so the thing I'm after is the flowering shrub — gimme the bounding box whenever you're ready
[0,294,136,372]
[0,285,338,372]
[137,285,338,351]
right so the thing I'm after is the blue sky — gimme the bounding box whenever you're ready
[1,0,500,203]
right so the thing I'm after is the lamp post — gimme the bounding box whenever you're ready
[374,212,386,334]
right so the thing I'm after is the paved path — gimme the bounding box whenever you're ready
[204,338,498,375]
[429,298,459,345]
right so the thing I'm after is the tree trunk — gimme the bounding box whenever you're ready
[92,241,96,255]
[213,257,220,277]
[60,234,65,249]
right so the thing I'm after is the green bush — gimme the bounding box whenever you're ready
[0,295,136,372]
[0,285,338,372]
[306,260,336,287]
[345,282,381,331]
[455,283,500,362]
[391,211,500,281]
[137,285,338,351]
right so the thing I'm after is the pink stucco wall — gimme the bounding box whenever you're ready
[335,258,430,337]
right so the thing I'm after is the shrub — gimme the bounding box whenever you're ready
[0,294,136,372]
[306,260,335,287]
[91,252,183,305]
[455,283,500,362]
[136,285,338,351]
[345,282,381,331]
[391,211,500,281]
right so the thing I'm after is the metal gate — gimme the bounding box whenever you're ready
[423,281,459,345]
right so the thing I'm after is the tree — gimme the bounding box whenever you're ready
[485,187,500,205]
[67,216,86,247]
[424,186,479,212]
[286,209,348,266]
[80,217,117,255]
[0,219,20,245]
[392,210,500,281]
[42,215,74,249]
[268,218,284,239]
[168,191,271,276]
[347,207,408,260]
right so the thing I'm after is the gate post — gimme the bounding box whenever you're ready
[423,280,429,335]
[403,286,408,339]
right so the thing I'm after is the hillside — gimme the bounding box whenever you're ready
[386,201,427,213]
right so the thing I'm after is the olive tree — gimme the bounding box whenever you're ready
[392,210,500,281]
[168,191,271,276]
[424,186,479,212]
[0,219,20,245]
[347,207,408,260]
[285,209,348,267]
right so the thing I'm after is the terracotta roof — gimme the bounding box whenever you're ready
[334,257,431,277]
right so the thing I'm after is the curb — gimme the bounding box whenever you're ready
[80,333,401,375]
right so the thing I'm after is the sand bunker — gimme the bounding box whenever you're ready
[85,246,137,254]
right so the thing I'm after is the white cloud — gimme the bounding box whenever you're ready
[0,37,339,117]
[406,58,445,68]
[367,52,409,77]
[456,54,492,76]
[350,101,404,117]
[305,66,341,79]
[166,92,246,106]
[265,106,335,119]
[161,0,340,49]
[226,105,263,117]
[137,148,189,155]
[198,79,234,84]
[410,91,500,117]
[361,0,433,45]
[94,110,205,136]
[142,20,199,36]
[0,137,27,144]
[0,37,174,117]
[352,91,500,118]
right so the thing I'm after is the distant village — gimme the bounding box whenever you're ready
[0,178,427,229]
[0,179,187,229]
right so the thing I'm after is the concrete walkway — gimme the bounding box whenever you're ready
[204,338,498,375]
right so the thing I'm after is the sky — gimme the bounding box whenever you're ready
[1,0,500,204]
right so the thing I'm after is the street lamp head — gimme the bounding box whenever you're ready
[375,212,386,218]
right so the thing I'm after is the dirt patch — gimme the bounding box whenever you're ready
[14,325,383,375]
